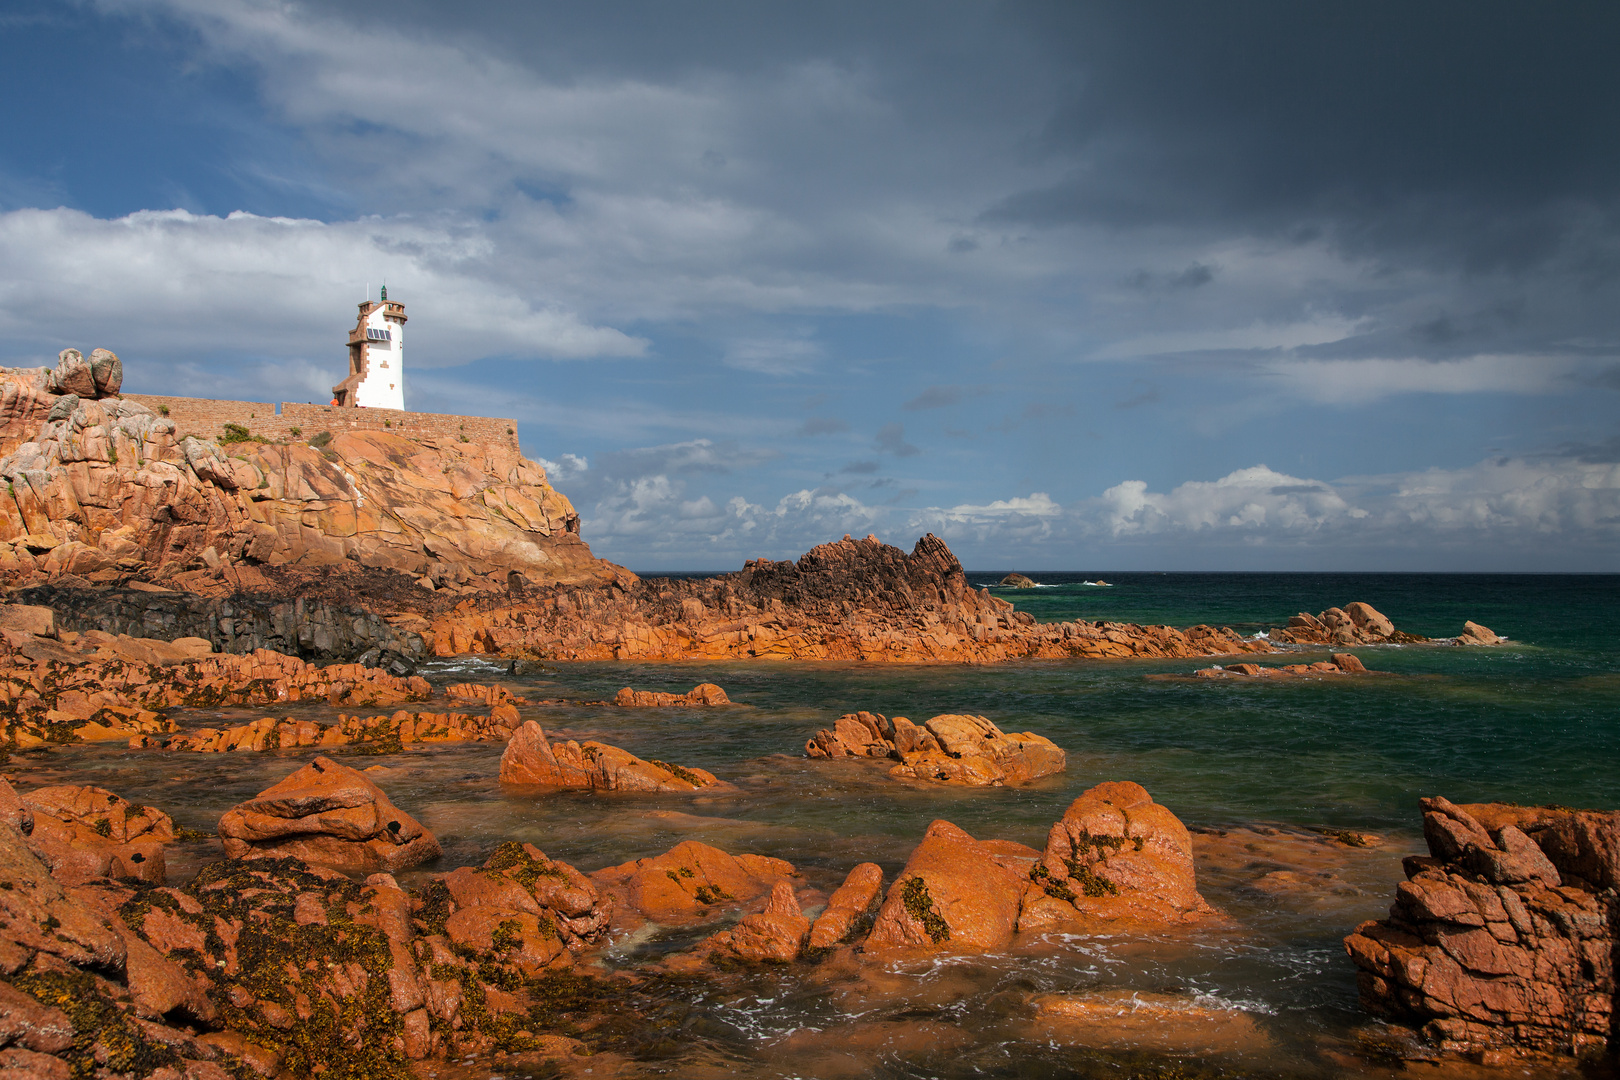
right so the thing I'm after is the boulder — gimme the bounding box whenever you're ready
[0,819,126,974]
[864,820,1037,953]
[217,756,441,874]
[48,350,96,398]
[1345,797,1620,1055]
[1458,620,1501,645]
[590,840,796,926]
[1344,601,1395,637]
[612,683,730,707]
[701,880,811,963]
[808,862,884,948]
[0,605,55,637]
[499,720,731,792]
[999,573,1036,588]
[1020,781,1215,933]
[805,711,1066,787]
[87,349,122,396]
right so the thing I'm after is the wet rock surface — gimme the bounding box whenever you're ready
[1020,781,1218,933]
[1345,796,1619,1056]
[499,720,732,792]
[805,711,1066,786]
[1184,652,1376,679]
[611,683,730,707]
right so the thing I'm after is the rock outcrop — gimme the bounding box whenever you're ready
[1458,620,1502,645]
[612,683,730,707]
[429,533,1274,664]
[589,840,797,928]
[217,756,441,874]
[163,706,521,753]
[15,783,175,886]
[0,355,625,588]
[1187,653,1372,679]
[498,720,731,792]
[1268,602,1435,646]
[1344,797,1618,1056]
[807,862,885,949]
[805,711,1066,786]
[999,573,1036,588]
[0,818,615,1076]
[424,841,612,971]
[1019,781,1217,933]
[0,626,429,748]
[864,821,1039,953]
[699,880,812,963]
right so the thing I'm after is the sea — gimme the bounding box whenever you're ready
[21,571,1620,1078]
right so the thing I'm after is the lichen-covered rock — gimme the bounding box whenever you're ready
[806,711,1066,786]
[1345,797,1619,1056]
[590,840,796,928]
[864,820,1038,953]
[498,720,731,792]
[420,841,611,974]
[217,756,441,874]
[1019,781,1216,933]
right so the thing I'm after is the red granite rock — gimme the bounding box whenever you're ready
[498,720,731,792]
[217,756,440,874]
[1019,781,1216,934]
[1345,797,1619,1056]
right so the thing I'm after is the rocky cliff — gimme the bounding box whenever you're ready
[0,350,624,589]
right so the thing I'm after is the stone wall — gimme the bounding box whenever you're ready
[122,394,519,450]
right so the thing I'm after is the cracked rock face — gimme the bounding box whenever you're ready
[0,358,623,588]
[1345,796,1619,1056]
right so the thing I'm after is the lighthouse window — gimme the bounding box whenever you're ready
[366,328,392,342]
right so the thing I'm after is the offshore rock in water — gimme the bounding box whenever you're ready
[808,862,886,949]
[1187,652,1373,679]
[1027,989,1272,1054]
[1270,602,1425,646]
[499,719,733,792]
[612,683,730,707]
[217,756,441,875]
[1020,781,1217,933]
[1345,796,1619,1057]
[999,573,1037,588]
[805,711,1066,786]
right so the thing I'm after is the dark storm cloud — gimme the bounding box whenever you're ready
[986,2,1620,272]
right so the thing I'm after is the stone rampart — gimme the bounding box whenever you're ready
[122,395,519,450]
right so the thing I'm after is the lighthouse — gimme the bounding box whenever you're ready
[332,285,406,409]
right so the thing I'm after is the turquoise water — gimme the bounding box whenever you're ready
[15,573,1618,1077]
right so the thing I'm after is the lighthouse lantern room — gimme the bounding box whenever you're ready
[332,285,406,409]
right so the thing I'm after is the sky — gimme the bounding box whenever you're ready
[1,1,1617,572]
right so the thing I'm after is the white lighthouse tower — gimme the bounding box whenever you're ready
[332,285,406,409]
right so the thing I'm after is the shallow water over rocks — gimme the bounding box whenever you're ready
[9,570,1619,1077]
